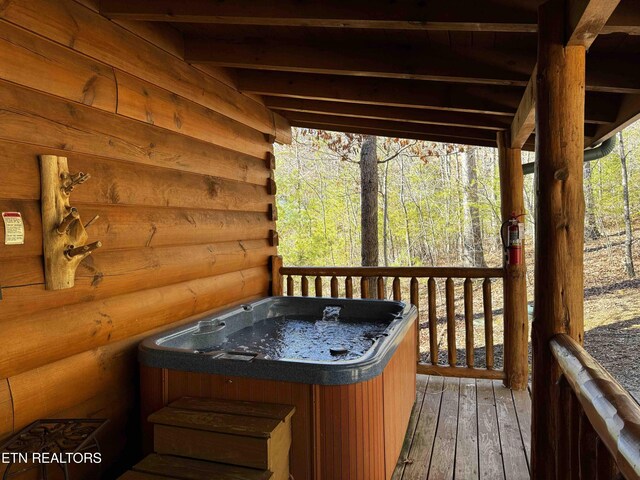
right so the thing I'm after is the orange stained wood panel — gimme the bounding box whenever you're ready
[383,317,418,479]
[163,371,313,480]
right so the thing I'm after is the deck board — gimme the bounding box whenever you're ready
[455,377,479,480]
[401,376,444,479]
[396,375,530,480]
[428,377,459,480]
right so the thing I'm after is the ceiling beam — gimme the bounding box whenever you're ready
[186,39,532,87]
[510,0,623,148]
[568,0,622,47]
[99,0,639,34]
[237,71,619,124]
[100,0,539,31]
[282,112,499,142]
[510,70,537,148]
[265,97,512,130]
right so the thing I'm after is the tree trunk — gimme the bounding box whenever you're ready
[461,146,488,267]
[584,161,601,239]
[400,156,414,266]
[619,131,636,277]
[382,158,390,266]
[360,135,379,296]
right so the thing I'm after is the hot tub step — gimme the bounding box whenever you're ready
[148,397,294,480]
[119,453,273,480]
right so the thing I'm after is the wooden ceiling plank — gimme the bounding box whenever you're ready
[185,39,532,87]
[99,0,639,34]
[282,111,499,141]
[238,71,619,125]
[290,120,500,148]
[265,97,512,130]
[100,0,539,31]
[237,71,523,116]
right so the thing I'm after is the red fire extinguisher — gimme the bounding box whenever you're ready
[501,212,525,266]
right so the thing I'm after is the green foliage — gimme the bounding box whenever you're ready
[274,122,640,268]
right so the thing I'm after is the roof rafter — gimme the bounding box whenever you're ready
[236,71,619,125]
[282,112,499,142]
[188,39,640,94]
[186,39,533,87]
[290,121,504,149]
[265,97,512,131]
[99,0,638,34]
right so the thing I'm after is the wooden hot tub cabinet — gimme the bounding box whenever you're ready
[140,315,417,480]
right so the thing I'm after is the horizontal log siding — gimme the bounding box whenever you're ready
[0,1,286,476]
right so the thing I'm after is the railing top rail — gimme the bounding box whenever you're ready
[279,266,505,279]
[551,333,640,480]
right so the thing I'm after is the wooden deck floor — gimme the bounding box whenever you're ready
[393,375,531,480]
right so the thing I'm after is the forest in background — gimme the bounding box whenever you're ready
[274,123,639,278]
[274,122,640,398]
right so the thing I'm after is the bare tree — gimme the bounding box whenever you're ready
[584,161,602,239]
[619,131,636,277]
[360,135,379,269]
[461,146,488,267]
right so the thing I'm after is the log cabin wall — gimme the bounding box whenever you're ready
[0,0,288,473]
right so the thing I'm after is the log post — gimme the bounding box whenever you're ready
[532,0,587,478]
[497,131,529,390]
[270,255,283,296]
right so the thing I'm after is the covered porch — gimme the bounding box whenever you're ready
[0,0,639,479]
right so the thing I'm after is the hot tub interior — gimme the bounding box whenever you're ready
[155,297,406,362]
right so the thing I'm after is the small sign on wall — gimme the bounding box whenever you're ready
[2,212,24,245]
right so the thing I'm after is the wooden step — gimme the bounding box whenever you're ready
[130,453,273,480]
[148,397,294,480]
[169,397,294,421]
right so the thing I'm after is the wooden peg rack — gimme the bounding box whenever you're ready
[39,155,101,290]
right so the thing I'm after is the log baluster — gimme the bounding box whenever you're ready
[410,277,420,362]
[286,275,294,296]
[377,276,385,299]
[301,276,309,297]
[361,277,370,299]
[579,411,598,480]
[463,278,474,368]
[315,276,323,297]
[596,438,617,480]
[330,276,339,298]
[428,277,438,365]
[392,277,401,301]
[483,278,494,369]
[445,277,456,366]
[345,276,353,299]
[556,375,580,480]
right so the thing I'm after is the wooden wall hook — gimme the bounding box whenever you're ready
[40,155,102,290]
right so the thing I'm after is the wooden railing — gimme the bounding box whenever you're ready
[551,334,640,480]
[270,257,511,381]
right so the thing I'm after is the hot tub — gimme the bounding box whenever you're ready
[139,296,418,480]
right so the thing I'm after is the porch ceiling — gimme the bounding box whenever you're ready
[101,0,640,150]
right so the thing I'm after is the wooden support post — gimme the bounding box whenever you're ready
[532,0,587,478]
[270,255,283,296]
[497,131,529,390]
